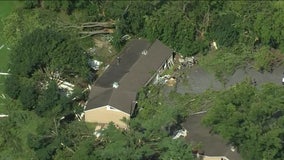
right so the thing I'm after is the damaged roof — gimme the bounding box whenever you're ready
[86,39,173,114]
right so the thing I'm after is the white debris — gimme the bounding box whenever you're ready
[60,116,65,120]
[212,41,218,50]
[0,72,10,76]
[121,34,131,41]
[93,125,104,138]
[93,131,102,138]
[231,146,236,152]
[49,78,75,96]
[141,49,148,55]
[75,113,82,121]
[62,81,74,88]
[202,156,229,160]
[1,94,6,99]
[173,129,188,139]
[112,82,119,88]
[52,71,60,79]
[154,74,171,85]
[104,65,110,71]
[88,59,103,70]
[0,114,8,118]
[178,56,197,67]
[58,81,74,95]
[178,57,185,63]
[0,44,4,50]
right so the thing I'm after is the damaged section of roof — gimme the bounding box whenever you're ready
[86,39,173,114]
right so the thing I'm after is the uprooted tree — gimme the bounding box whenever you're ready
[61,21,115,38]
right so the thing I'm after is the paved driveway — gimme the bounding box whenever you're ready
[176,65,284,94]
[178,65,284,160]
[183,114,242,160]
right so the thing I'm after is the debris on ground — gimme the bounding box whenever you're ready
[166,77,177,86]
[0,44,4,50]
[0,114,8,118]
[88,59,103,70]
[173,129,188,139]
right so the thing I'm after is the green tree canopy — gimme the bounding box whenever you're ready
[203,82,284,159]
[208,13,240,47]
[8,28,89,80]
[2,9,58,47]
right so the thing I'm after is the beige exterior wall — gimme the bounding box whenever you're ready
[203,156,229,160]
[84,106,130,128]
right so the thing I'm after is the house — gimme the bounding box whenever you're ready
[84,39,174,128]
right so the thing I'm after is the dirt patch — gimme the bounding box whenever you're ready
[92,36,117,64]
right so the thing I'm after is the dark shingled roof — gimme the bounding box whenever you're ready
[86,39,173,114]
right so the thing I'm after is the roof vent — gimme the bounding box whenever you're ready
[112,82,119,88]
[141,49,148,55]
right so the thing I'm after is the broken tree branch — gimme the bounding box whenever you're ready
[78,29,114,39]
[64,21,115,29]
[58,21,116,38]
[79,29,114,35]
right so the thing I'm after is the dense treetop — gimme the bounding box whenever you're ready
[1,0,284,159]
[203,82,284,160]
[6,0,284,55]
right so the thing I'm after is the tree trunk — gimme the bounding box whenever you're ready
[78,29,114,39]
[64,21,115,29]
[62,21,115,38]
[79,29,114,35]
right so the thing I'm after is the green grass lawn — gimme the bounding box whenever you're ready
[0,1,22,94]
[0,1,21,18]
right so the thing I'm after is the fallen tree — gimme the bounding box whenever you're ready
[64,21,115,29]
[60,21,115,38]
[78,29,114,38]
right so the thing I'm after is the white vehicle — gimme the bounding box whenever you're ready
[172,129,188,139]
